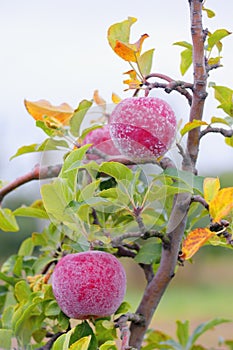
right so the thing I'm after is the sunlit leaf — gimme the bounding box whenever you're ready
[225,135,233,147]
[0,208,19,232]
[114,40,138,62]
[18,237,34,256]
[173,41,192,50]
[180,48,193,76]
[207,29,231,51]
[70,99,93,137]
[69,336,91,350]
[123,69,142,90]
[210,116,230,126]
[24,99,74,125]
[209,187,233,222]
[107,17,137,51]
[112,92,121,104]
[99,341,117,350]
[137,48,155,76]
[99,162,133,182]
[203,177,220,204]
[207,56,222,66]
[180,228,214,260]
[212,85,233,117]
[180,120,208,137]
[202,6,215,18]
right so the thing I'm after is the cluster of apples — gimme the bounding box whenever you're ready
[52,97,176,319]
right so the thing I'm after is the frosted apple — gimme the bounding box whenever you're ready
[82,124,120,160]
[110,97,177,162]
[52,251,126,319]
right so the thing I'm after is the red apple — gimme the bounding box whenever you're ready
[109,97,176,162]
[82,124,120,160]
[52,251,126,319]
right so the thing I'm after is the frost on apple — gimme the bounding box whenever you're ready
[52,251,126,319]
[110,97,177,162]
[83,124,120,160]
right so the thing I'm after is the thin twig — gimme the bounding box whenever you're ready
[200,126,233,139]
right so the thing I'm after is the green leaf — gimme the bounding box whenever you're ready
[176,320,189,347]
[99,162,133,182]
[69,322,97,350]
[14,206,48,219]
[52,330,72,350]
[44,300,60,316]
[138,49,155,76]
[180,48,193,76]
[173,41,192,50]
[18,237,34,256]
[107,17,137,50]
[37,138,69,151]
[210,116,230,126]
[135,238,161,264]
[0,208,19,232]
[14,280,31,302]
[207,29,231,51]
[0,272,20,286]
[0,329,13,350]
[187,318,232,348]
[41,178,77,225]
[69,336,91,350]
[115,301,131,315]
[36,120,61,136]
[212,85,233,116]
[10,143,38,159]
[70,99,93,137]
[163,168,204,195]
[180,120,208,137]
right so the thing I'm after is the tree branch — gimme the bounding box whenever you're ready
[144,73,193,105]
[186,0,207,172]
[0,164,62,204]
[200,126,233,139]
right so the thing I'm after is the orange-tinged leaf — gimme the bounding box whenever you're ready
[93,90,106,108]
[209,187,233,222]
[114,34,149,62]
[24,99,74,125]
[114,41,138,62]
[203,177,220,204]
[180,228,214,260]
[112,92,121,104]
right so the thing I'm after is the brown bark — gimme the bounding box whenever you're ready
[129,1,207,347]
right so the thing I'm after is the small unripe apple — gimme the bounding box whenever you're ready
[82,124,120,160]
[52,251,126,319]
[110,97,176,162]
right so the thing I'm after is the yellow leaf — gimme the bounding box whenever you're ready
[180,228,214,260]
[180,119,208,137]
[112,92,121,104]
[93,90,106,108]
[69,335,91,350]
[24,99,74,125]
[203,177,220,204]
[209,187,233,222]
[123,70,141,90]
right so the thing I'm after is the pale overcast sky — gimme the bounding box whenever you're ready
[1,0,233,182]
